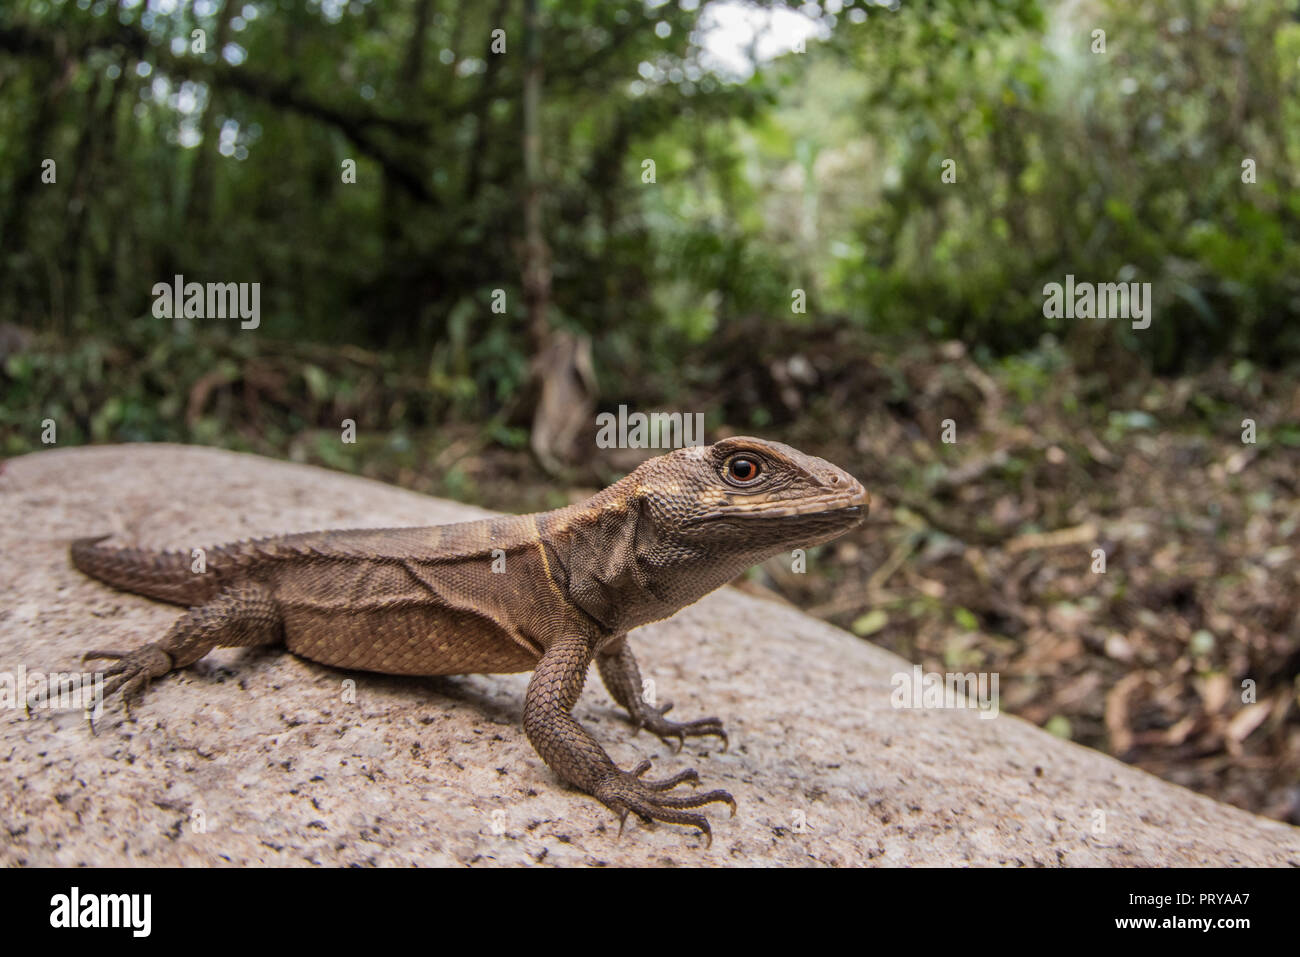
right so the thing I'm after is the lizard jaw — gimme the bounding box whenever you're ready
[689,485,870,524]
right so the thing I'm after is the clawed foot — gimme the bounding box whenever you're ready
[595,758,736,847]
[636,701,728,753]
[81,644,173,720]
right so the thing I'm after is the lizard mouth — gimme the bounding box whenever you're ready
[691,487,870,523]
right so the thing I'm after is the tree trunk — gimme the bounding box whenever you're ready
[521,0,549,356]
[184,0,239,236]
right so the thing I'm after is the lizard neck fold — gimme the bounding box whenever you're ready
[537,475,644,634]
[538,474,752,635]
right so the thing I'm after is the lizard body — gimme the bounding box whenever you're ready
[69,437,867,842]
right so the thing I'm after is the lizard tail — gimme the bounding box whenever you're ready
[70,535,224,607]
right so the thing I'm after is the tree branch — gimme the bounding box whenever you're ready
[0,21,436,203]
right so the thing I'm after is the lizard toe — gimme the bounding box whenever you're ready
[643,768,700,792]
[643,714,729,753]
[622,758,699,791]
[81,649,128,663]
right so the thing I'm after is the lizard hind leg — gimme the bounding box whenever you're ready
[83,582,284,716]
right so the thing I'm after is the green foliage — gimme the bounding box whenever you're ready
[806,0,1300,369]
[0,314,440,460]
[0,0,779,405]
[1,0,1297,414]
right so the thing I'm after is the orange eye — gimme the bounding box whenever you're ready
[725,456,761,484]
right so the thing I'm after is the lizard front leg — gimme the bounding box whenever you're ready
[82,583,283,715]
[524,634,735,844]
[597,635,728,751]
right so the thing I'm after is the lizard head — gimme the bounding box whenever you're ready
[560,437,868,633]
[641,435,868,550]
[623,437,868,614]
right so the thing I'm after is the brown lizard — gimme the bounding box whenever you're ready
[69,437,868,842]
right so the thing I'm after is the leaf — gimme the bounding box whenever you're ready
[851,610,889,636]
[301,365,330,401]
[1045,715,1072,740]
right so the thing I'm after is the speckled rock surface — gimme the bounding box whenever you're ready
[3,443,1298,867]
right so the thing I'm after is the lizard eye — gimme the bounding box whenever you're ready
[723,455,763,486]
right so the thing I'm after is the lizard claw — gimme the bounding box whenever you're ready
[593,760,735,846]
